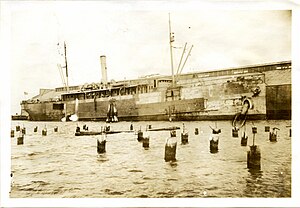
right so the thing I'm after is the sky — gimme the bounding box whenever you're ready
[2,1,292,114]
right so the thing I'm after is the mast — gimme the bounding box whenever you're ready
[64,41,69,93]
[169,13,175,87]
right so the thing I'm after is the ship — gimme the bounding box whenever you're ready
[19,16,291,122]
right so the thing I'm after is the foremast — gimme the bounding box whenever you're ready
[169,13,175,87]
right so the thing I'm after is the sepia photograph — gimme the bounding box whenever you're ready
[1,0,299,207]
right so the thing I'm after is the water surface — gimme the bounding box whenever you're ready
[10,120,291,198]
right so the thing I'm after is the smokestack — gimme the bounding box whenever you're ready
[100,55,108,85]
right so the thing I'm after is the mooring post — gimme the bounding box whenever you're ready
[11,130,14,138]
[16,125,20,132]
[181,123,188,144]
[265,126,270,132]
[232,127,238,137]
[34,126,38,132]
[17,131,24,145]
[97,133,106,154]
[209,125,220,153]
[21,127,26,135]
[42,127,47,136]
[181,132,188,144]
[130,123,133,131]
[54,126,58,132]
[195,128,199,135]
[137,127,143,142]
[241,131,248,146]
[269,127,279,142]
[247,126,261,170]
[165,130,177,162]
[142,132,150,149]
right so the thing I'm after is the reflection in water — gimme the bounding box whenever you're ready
[244,169,263,197]
[169,161,178,168]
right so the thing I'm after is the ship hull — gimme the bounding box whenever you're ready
[21,61,291,121]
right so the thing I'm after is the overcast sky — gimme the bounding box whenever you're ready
[4,1,292,114]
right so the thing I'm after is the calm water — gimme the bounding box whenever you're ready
[10,120,291,198]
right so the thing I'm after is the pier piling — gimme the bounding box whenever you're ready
[17,132,24,145]
[247,145,261,169]
[97,134,106,154]
[241,132,248,146]
[137,130,143,142]
[232,128,238,137]
[210,139,219,153]
[165,130,177,162]
[11,130,14,138]
[265,126,270,132]
[209,125,220,153]
[42,128,47,136]
[83,124,88,131]
[21,127,26,135]
[181,132,188,144]
[289,128,291,137]
[16,126,20,132]
[181,123,188,144]
[130,123,133,131]
[247,126,261,170]
[252,126,257,134]
[269,128,278,142]
[195,128,199,135]
[142,137,150,149]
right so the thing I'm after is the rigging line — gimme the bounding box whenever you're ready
[57,64,66,88]
[175,42,187,77]
[179,45,193,75]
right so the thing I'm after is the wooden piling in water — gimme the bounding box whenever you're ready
[17,131,24,145]
[97,134,106,154]
[34,126,38,132]
[247,145,261,169]
[142,137,150,148]
[195,128,199,135]
[181,132,188,144]
[209,125,220,153]
[269,127,278,142]
[21,127,26,135]
[241,132,248,146]
[11,130,14,138]
[269,132,277,142]
[42,128,47,136]
[165,130,177,162]
[265,126,270,132]
[232,128,238,137]
[247,126,261,170]
[54,126,58,132]
[137,130,143,142]
[17,137,24,145]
